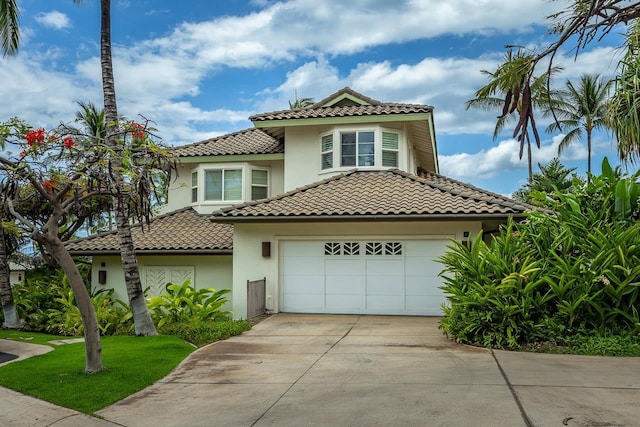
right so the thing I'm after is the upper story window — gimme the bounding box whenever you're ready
[382,132,399,167]
[251,169,269,200]
[191,171,198,203]
[341,131,374,167]
[321,128,399,170]
[321,135,333,169]
[205,169,243,201]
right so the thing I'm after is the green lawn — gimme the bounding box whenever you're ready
[0,332,195,414]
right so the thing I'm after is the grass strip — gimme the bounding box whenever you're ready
[0,334,195,414]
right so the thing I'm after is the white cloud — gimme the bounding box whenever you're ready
[34,11,71,30]
[438,134,589,181]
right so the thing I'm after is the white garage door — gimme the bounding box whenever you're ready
[279,239,449,315]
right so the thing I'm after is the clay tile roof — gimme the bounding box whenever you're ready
[172,128,283,158]
[212,170,532,221]
[66,208,233,254]
[249,87,433,122]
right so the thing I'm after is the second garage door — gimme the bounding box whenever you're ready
[279,239,449,315]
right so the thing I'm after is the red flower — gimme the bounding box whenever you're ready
[63,137,78,149]
[41,180,56,193]
[25,128,46,146]
[131,122,145,139]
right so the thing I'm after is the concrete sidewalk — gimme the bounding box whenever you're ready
[1,315,640,426]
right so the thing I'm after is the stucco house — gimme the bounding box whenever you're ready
[9,262,28,286]
[67,87,529,319]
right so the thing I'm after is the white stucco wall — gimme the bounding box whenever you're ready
[9,270,26,286]
[167,161,285,215]
[284,123,413,192]
[91,254,233,308]
[230,220,481,319]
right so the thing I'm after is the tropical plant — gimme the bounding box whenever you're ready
[511,158,582,206]
[466,49,562,180]
[608,20,640,163]
[147,280,231,328]
[0,0,19,56]
[439,158,640,348]
[546,73,612,179]
[473,1,640,164]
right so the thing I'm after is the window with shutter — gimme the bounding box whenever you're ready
[382,132,399,167]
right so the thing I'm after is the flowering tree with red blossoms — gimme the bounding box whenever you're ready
[0,117,177,373]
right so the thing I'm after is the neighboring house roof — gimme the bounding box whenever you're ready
[211,169,532,222]
[66,208,233,255]
[172,128,284,158]
[8,262,28,272]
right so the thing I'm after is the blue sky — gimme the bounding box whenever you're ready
[0,0,628,196]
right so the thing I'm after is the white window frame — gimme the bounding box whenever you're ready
[340,130,375,167]
[203,167,244,202]
[250,167,270,200]
[191,171,198,203]
[320,133,334,170]
[319,127,403,172]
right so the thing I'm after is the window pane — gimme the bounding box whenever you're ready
[341,154,356,166]
[358,131,374,143]
[191,171,198,187]
[322,152,333,169]
[224,170,242,200]
[251,186,268,200]
[341,133,357,167]
[382,132,398,150]
[321,134,333,152]
[204,170,222,200]
[191,188,198,203]
[251,169,268,186]
[382,150,398,167]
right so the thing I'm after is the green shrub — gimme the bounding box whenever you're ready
[158,319,251,347]
[439,158,640,350]
[566,332,640,356]
[147,279,231,328]
[46,283,133,336]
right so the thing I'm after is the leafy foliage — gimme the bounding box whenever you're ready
[511,158,583,206]
[439,158,640,349]
[147,279,231,328]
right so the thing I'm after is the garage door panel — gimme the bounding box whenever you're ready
[365,259,403,276]
[366,276,404,295]
[326,294,362,311]
[326,259,362,275]
[325,276,362,295]
[282,275,324,294]
[367,295,404,311]
[282,241,323,256]
[405,276,442,295]
[406,295,444,313]
[282,256,324,275]
[405,258,442,276]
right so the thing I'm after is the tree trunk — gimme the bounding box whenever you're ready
[117,211,157,335]
[100,0,157,336]
[38,231,103,373]
[0,224,23,329]
[587,130,592,183]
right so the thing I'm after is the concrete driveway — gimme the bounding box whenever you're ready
[93,314,640,427]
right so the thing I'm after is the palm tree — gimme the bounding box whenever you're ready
[0,0,19,56]
[546,73,612,180]
[466,49,562,180]
[97,0,157,336]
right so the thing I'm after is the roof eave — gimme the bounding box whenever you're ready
[212,213,527,223]
[68,249,233,256]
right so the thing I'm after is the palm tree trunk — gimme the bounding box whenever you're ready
[587,130,592,183]
[0,225,22,329]
[100,0,157,336]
